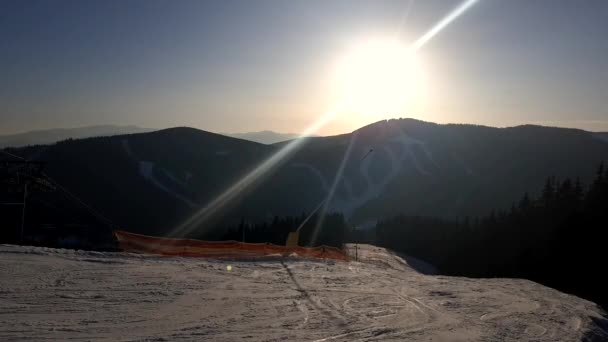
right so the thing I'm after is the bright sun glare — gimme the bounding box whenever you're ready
[333,39,426,121]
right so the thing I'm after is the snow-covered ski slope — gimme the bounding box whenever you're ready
[1,244,606,341]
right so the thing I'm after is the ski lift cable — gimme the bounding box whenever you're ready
[0,150,26,161]
[31,196,84,226]
[1,149,116,228]
[40,172,117,228]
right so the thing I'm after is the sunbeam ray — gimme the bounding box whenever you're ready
[310,133,357,246]
[168,109,337,237]
[411,0,478,51]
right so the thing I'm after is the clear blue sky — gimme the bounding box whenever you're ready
[1,0,607,135]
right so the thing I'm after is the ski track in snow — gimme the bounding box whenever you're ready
[138,161,198,208]
[591,133,608,144]
[293,131,436,218]
[122,138,198,208]
[0,244,606,341]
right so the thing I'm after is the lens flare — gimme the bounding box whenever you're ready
[169,0,479,239]
[310,133,357,246]
[169,109,337,238]
[411,0,478,51]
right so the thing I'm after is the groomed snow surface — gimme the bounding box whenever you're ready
[1,244,607,341]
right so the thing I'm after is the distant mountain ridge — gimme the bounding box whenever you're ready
[6,119,608,238]
[592,132,608,143]
[225,130,313,144]
[0,125,154,148]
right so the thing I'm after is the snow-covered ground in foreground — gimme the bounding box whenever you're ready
[1,244,607,341]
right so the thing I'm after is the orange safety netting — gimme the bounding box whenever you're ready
[113,230,350,261]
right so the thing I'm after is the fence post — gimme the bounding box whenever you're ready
[20,182,28,245]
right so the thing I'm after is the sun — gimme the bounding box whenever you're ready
[332,39,425,121]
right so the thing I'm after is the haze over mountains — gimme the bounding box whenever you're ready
[0,125,154,148]
[225,131,305,144]
[5,118,608,238]
[0,126,313,148]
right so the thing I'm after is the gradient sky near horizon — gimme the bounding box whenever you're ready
[1,0,607,135]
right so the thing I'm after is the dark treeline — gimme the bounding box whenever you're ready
[375,163,608,308]
[220,212,349,248]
